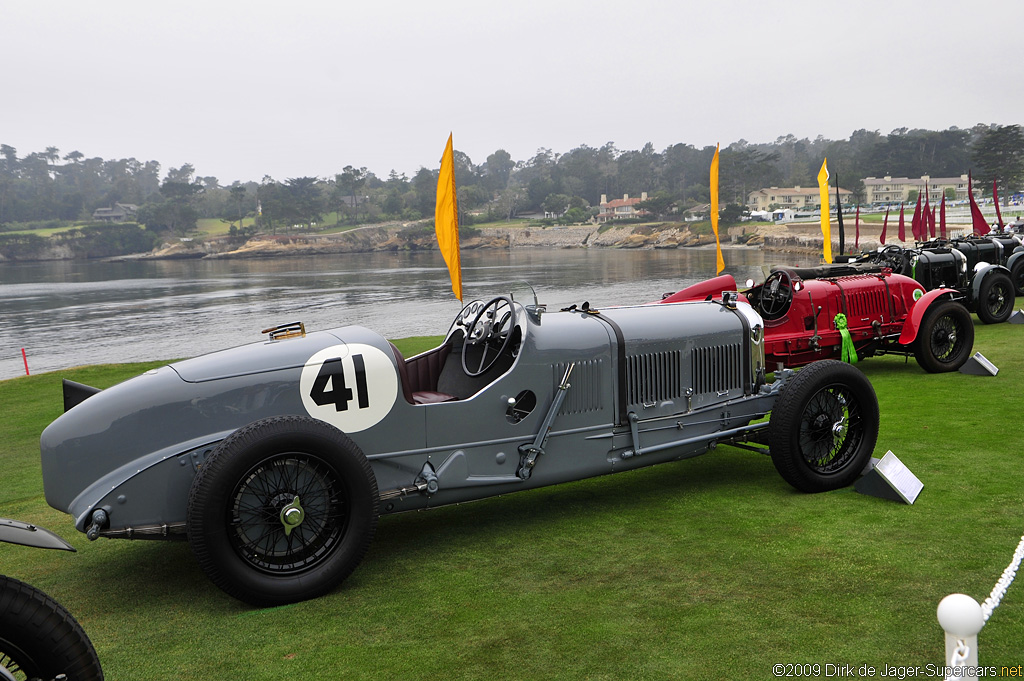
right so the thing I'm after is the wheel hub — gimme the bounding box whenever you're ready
[278,495,304,536]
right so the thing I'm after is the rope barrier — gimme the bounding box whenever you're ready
[980,533,1024,622]
[939,532,1024,681]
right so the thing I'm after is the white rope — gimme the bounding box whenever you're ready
[980,533,1024,622]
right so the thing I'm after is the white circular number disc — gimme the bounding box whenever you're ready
[300,343,398,433]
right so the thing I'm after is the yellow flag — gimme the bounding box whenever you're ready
[435,133,462,301]
[817,158,832,263]
[709,144,725,275]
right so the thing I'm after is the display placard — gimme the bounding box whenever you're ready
[854,451,923,504]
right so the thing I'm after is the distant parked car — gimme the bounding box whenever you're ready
[843,234,1022,321]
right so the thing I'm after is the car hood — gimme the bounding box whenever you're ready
[170,329,348,382]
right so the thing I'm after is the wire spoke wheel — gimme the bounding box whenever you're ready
[187,416,378,606]
[796,386,862,474]
[229,454,349,574]
[913,300,974,373]
[769,360,879,492]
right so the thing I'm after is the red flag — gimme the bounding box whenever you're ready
[924,186,934,239]
[993,178,1004,230]
[880,206,889,244]
[911,192,923,241]
[940,194,947,239]
[855,204,860,249]
[930,206,936,239]
[969,171,989,235]
[898,203,906,241]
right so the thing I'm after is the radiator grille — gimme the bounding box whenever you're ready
[625,351,682,405]
[845,288,887,320]
[555,360,603,414]
[692,344,742,395]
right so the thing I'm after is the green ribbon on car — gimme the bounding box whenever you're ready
[834,313,858,364]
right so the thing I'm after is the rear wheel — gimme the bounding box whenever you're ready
[187,416,379,607]
[913,300,974,373]
[976,271,1014,324]
[769,360,878,493]
[1011,259,1024,297]
[0,575,103,681]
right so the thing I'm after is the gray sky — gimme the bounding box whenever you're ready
[3,0,1018,184]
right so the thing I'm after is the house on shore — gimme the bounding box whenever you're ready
[92,203,139,223]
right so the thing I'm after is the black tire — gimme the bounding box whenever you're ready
[1011,259,1024,297]
[912,300,975,373]
[0,575,103,681]
[187,416,379,607]
[976,271,1014,324]
[768,360,878,493]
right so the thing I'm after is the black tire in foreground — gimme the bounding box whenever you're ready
[976,271,1014,324]
[768,360,879,493]
[187,416,379,607]
[913,300,975,373]
[0,575,103,681]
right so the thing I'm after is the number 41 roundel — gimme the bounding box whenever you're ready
[299,343,398,433]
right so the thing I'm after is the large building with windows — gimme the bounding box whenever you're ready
[861,175,978,205]
[597,192,649,222]
[746,186,852,212]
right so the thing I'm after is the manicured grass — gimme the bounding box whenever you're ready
[1,328,1021,679]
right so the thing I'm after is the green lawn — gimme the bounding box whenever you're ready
[1,329,1021,679]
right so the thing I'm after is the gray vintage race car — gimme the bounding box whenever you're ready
[41,288,879,606]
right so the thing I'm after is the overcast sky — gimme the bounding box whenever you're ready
[3,0,1018,184]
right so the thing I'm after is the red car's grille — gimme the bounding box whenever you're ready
[845,288,888,321]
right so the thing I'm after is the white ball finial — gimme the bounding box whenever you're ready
[937,594,984,636]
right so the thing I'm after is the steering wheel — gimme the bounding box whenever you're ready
[873,245,907,274]
[757,270,793,319]
[460,296,517,377]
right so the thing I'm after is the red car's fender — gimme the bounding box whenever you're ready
[898,288,956,344]
[657,274,738,304]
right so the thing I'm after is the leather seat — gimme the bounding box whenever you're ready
[389,343,457,405]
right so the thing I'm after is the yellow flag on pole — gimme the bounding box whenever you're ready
[709,144,725,275]
[817,158,832,263]
[435,133,462,302]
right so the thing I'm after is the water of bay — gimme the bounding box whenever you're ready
[0,247,771,380]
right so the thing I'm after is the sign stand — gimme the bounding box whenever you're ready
[958,352,998,376]
[855,451,923,504]
[1008,309,1024,324]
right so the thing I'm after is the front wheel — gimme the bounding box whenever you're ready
[913,300,974,373]
[768,360,879,493]
[187,416,379,607]
[976,271,1014,324]
[0,575,104,681]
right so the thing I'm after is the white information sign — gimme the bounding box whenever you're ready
[873,450,924,505]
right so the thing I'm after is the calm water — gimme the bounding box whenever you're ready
[0,248,770,380]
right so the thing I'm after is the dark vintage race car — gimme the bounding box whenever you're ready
[844,234,1023,323]
[659,267,973,373]
[41,288,879,606]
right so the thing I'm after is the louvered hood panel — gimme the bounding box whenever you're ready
[596,301,752,418]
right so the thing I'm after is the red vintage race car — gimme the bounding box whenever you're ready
[659,265,974,373]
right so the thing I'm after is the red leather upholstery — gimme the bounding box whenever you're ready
[389,342,456,405]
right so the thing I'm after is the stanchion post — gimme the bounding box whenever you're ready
[937,594,983,680]
[21,348,29,376]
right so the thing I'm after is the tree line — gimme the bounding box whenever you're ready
[1,124,1021,234]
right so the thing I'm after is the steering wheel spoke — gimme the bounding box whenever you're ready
[460,296,517,377]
